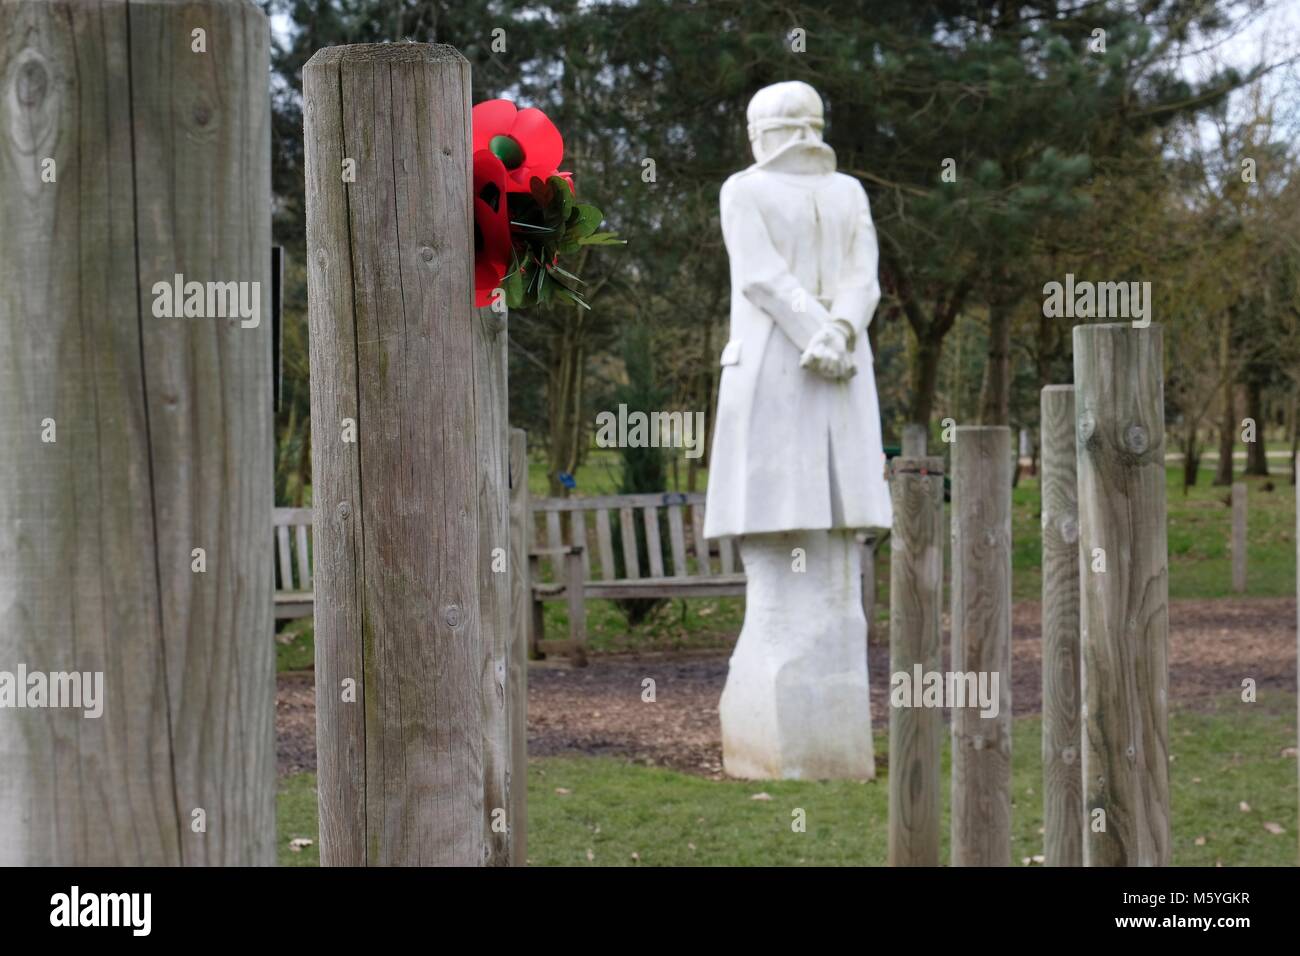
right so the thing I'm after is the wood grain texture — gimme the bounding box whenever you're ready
[1073,323,1170,867]
[950,426,1012,866]
[305,42,482,866]
[0,0,274,866]
[1040,385,1082,867]
[595,508,615,580]
[474,307,510,865]
[667,505,687,578]
[643,506,664,577]
[887,457,945,866]
[507,428,529,865]
[1231,482,1246,593]
[619,506,639,579]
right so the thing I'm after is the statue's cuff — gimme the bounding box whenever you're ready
[829,318,856,352]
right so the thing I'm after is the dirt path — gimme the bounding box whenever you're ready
[276,597,1297,778]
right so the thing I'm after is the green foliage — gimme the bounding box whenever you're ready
[501,176,623,311]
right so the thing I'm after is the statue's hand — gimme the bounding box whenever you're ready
[800,323,856,381]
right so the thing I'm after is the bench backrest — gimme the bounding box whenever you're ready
[531,492,739,584]
[272,493,742,597]
[273,507,313,594]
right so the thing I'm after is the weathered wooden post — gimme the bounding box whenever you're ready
[1231,482,1247,594]
[887,455,945,866]
[475,308,511,865]
[508,428,531,865]
[950,426,1012,866]
[0,0,275,864]
[305,43,484,865]
[1073,323,1170,866]
[1040,386,1082,866]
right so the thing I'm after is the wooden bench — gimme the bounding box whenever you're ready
[524,492,884,664]
[273,494,883,659]
[526,492,745,663]
[273,507,314,620]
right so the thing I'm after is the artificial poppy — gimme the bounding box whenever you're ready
[473,149,513,307]
[472,99,573,194]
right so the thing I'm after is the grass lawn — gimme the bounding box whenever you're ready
[277,692,1299,867]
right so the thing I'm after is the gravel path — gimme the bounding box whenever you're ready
[276,597,1298,778]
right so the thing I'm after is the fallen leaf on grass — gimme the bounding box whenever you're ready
[1281,747,1298,759]
[1021,855,1045,865]
[585,848,594,862]
[1238,801,1251,813]
[555,787,571,795]
[1194,836,1207,846]
[1263,822,1285,835]
[288,837,313,853]
[751,792,772,801]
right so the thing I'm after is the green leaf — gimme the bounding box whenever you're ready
[579,232,626,246]
[566,203,604,240]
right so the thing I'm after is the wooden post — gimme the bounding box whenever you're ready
[1296,453,1299,864]
[1231,482,1247,594]
[508,429,530,865]
[887,456,945,866]
[1073,323,1170,867]
[475,308,510,865]
[0,0,274,865]
[305,43,482,866]
[950,426,1012,866]
[1040,386,1082,866]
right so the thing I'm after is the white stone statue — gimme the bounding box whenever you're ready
[704,80,891,780]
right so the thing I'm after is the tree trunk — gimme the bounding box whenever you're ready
[546,315,584,497]
[909,333,944,428]
[1244,379,1269,476]
[1213,321,1235,486]
[1181,425,1200,492]
[979,299,1012,426]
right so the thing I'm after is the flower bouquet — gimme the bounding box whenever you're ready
[472,99,622,310]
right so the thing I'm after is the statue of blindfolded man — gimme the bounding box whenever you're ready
[705,80,892,780]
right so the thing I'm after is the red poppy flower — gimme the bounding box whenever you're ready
[472,99,573,194]
[473,149,513,308]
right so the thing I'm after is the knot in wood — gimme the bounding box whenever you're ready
[17,60,49,108]
[1062,746,1076,765]
[1124,423,1148,453]
[420,245,434,262]
[444,604,462,628]
[1077,410,1096,443]
[1059,515,1078,543]
[336,500,351,521]
[193,102,212,126]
